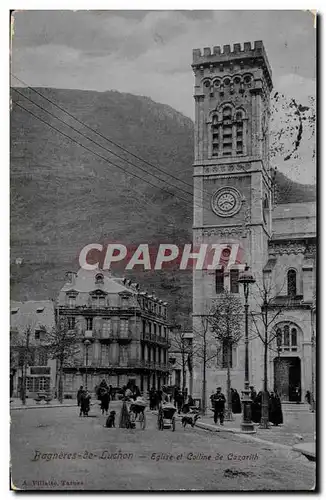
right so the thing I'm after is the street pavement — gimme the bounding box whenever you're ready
[10,401,316,491]
[199,407,316,447]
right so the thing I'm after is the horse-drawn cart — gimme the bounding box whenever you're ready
[157,403,177,431]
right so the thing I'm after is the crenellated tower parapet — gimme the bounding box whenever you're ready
[192,41,272,91]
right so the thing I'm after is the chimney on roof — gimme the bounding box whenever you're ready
[65,271,77,285]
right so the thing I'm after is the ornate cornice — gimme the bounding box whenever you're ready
[202,164,250,175]
[199,226,248,238]
[269,241,306,256]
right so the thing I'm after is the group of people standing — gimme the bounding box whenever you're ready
[209,385,284,426]
[250,386,283,426]
[149,386,170,410]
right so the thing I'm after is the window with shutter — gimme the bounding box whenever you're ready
[230,269,239,293]
[216,268,224,294]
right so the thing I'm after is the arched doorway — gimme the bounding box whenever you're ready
[274,357,301,402]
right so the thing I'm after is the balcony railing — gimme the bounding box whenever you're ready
[142,332,170,346]
[58,304,139,313]
[75,359,170,371]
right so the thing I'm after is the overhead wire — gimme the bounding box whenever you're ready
[11,86,213,216]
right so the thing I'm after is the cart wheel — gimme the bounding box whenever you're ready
[172,416,176,432]
[139,412,146,430]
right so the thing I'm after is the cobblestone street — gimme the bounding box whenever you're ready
[11,402,315,491]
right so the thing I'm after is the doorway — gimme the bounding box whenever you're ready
[274,357,301,402]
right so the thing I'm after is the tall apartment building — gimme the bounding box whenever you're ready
[56,268,171,395]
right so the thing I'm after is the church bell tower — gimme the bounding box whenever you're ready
[192,41,274,396]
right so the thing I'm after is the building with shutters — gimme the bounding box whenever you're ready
[191,41,316,404]
[10,300,56,398]
[56,268,171,396]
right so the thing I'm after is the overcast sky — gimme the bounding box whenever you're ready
[11,10,316,183]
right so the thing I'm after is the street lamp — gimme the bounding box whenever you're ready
[238,264,256,433]
[84,339,91,390]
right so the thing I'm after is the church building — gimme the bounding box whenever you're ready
[191,41,316,404]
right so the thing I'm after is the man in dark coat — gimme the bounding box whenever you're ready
[100,389,110,415]
[77,386,84,406]
[212,387,226,425]
[156,389,163,410]
[79,389,91,417]
[231,388,242,414]
[149,387,156,410]
[269,391,283,426]
[175,389,184,414]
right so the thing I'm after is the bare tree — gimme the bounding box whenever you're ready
[192,314,220,414]
[169,326,192,392]
[250,275,283,428]
[10,325,33,405]
[208,291,243,421]
[46,317,80,403]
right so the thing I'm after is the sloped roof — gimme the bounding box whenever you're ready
[272,202,316,219]
[60,268,137,295]
[272,201,316,240]
[10,300,55,334]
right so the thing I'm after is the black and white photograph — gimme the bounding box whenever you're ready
[9,8,317,491]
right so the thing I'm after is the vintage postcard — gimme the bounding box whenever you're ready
[10,9,316,491]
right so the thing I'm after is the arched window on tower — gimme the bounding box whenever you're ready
[212,114,219,157]
[222,106,233,156]
[287,270,297,297]
[235,110,244,155]
[212,106,246,158]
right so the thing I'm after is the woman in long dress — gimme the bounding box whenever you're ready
[100,389,110,415]
[119,399,130,428]
[231,388,242,414]
[251,391,262,423]
[269,391,283,426]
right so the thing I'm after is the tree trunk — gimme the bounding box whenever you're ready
[21,332,30,405]
[182,352,186,391]
[224,343,233,421]
[202,342,207,415]
[260,324,270,428]
[58,360,63,404]
[21,364,26,405]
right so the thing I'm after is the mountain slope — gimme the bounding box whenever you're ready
[10,87,316,325]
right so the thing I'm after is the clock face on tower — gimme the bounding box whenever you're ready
[211,186,242,217]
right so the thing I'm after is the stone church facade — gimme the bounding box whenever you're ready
[191,41,316,404]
